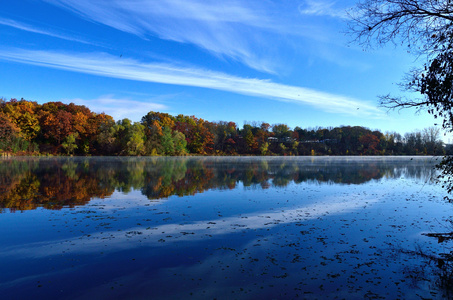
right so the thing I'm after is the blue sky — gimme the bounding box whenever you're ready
[0,0,447,140]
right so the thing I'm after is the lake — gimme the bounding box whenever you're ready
[0,156,452,299]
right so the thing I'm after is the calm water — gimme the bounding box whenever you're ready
[0,156,452,299]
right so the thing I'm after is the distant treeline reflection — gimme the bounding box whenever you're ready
[0,157,437,211]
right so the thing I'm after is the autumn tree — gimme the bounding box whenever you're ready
[1,98,449,157]
[0,112,19,142]
[1,99,40,141]
[35,102,101,154]
[142,111,190,155]
[142,111,175,131]
[359,133,380,155]
[214,121,238,154]
[143,120,163,155]
[174,114,196,139]
[174,115,214,155]
[39,109,73,145]
[0,112,21,153]
[256,122,271,155]
[190,117,215,155]
[240,124,258,154]
[91,113,116,155]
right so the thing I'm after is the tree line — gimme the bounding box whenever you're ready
[0,98,446,156]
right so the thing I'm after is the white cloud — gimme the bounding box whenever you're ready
[42,0,293,73]
[36,0,367,73]
[299,0,349,19]
[0,17,92,45]
[64,95,168,122]
[0,48,384,118]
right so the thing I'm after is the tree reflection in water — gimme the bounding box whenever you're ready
[388,237,453,299]
[0,156,438,211]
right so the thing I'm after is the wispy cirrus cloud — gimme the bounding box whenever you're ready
[0,48,384,118]
[0,17,92,44]
[299,0,349,19]
[42,0,292,73]
[65,95,168,122]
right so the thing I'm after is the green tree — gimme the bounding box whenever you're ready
[125,121,146,156]
[161,126,175,155]
[242,124,257,153]
[260,142,269,156]
[93,114,116,155]
[173,131,188,155]
[62,133,79,155]
[272,124,291,142]
[114,119,146,156]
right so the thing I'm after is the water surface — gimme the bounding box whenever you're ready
[0,156,451,299]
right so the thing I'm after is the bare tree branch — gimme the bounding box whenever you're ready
[348,0,453,132]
